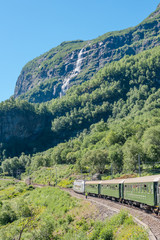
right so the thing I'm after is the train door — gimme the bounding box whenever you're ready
[119,184,122,198]
[157,182,160,206]
[98,184,101,195]
[120,181,124,199]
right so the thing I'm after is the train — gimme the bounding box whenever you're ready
[73,174,160,213]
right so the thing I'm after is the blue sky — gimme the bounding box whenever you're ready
[0,0,159,102]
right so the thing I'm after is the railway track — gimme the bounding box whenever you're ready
[1,179,160,238]
[64,188,160,240]
[26,182,160,239]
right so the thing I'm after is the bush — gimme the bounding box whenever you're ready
[90,221,104,240]
[0,204,17,225]
[67,214,74,224]
[99,226,113,240]
[16,201,32,217]
[26,185,35,190]
[117,225,149,240]
[32,218,55,240]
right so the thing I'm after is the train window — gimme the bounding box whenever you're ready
[143,185,147,192]
[138,186,140,192]
[139,185,142,192]
[148,185,151,194]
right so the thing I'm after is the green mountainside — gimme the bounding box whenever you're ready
[0,45,160,175]
[0,5,160,176]
[0,6,160,240]
[14,4,160,103]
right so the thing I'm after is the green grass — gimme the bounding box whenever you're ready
[0,181,28,200]
[0,180,149,240]
[24,165,76,187]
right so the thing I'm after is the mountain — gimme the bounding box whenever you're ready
[14,4,160,103]
[0,5,159,162]
[1,44,160,158]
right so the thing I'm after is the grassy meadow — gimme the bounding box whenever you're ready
[0,180,149,240]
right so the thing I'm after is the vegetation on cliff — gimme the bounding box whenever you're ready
[14,4,160,103]
[1,5,160,240]
[0,45,160,176]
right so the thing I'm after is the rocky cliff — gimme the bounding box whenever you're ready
[0,104,52,155]
[14,4,160,103]
[0,110,45,141]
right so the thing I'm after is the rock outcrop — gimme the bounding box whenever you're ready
[14,5,160,103]
[0,106,52,155]
[0,110,46,141]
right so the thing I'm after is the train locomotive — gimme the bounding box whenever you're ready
[73,175,160,213]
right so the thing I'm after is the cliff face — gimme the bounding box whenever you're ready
[14,6,160,103]
[0,110,46,141]
[0,106,52,156]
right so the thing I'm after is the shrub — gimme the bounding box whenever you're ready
[67,214,74,224]
[0,204,17,225]
[16,201,32,217]
[90,221,104,240]
[32,218,55,240]
[99,225,113,240]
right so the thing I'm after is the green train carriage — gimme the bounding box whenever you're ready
[123,175,160,208]
[85,181,100,196]
[84,179,124,199]
[73,174,160,213]
[100,179,124,200]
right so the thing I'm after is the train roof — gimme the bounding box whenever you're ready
[85,179,125,184]
[124,174,160,184]
[85,180,101,184]
[84,175,160,185]
[74,180,85,183]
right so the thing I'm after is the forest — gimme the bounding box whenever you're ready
[0,46,160,177]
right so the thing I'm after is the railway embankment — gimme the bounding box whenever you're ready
[24,181,159,239]
[64,188,159,240]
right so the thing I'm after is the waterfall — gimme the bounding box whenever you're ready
[60,48,84,97]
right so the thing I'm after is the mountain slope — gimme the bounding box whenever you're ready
[14,4,160,103]
[1,45,160,158]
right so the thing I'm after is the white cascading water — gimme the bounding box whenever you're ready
[60,48,84,97]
